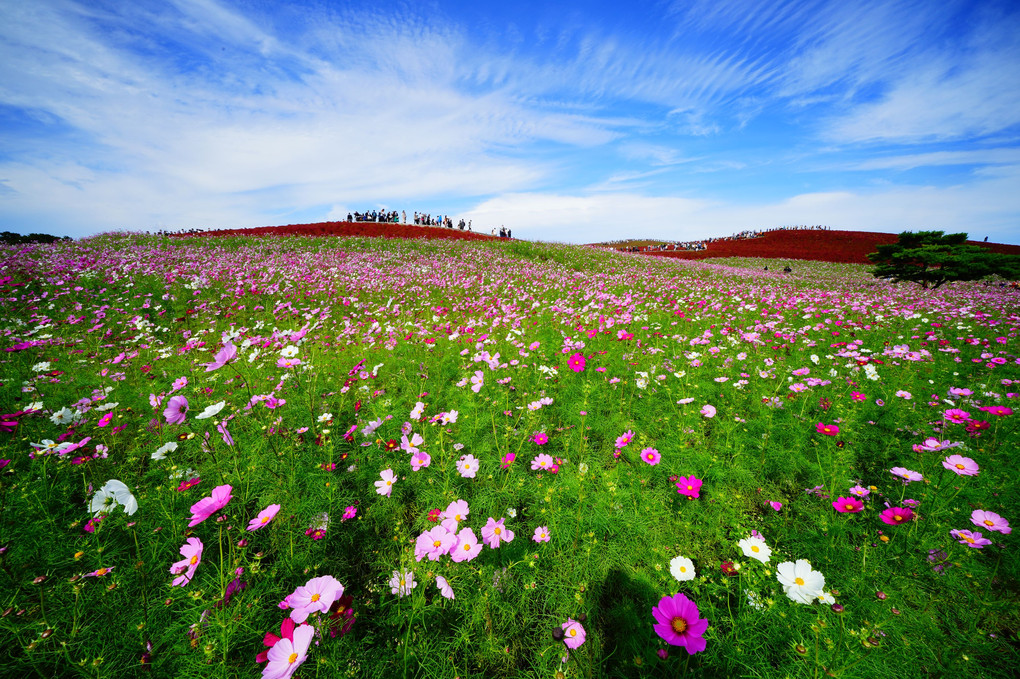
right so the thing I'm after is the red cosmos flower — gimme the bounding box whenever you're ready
[384,439,399,451]
[427,508,442,523]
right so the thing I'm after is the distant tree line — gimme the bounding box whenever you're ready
[868,231,1020,290]
[0,232,71,245]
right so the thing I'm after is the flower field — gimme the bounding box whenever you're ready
[1,232,1018,678]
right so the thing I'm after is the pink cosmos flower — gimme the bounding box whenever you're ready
[879,507,915,525]
[651,592,708,655]
[263,621,314,679]
[699,404,716,418]
[375,469,397,497]
[257,617,295,664]
[641,447,661,465]
[247,504,281,531]
[450,527,483,562]
[979,405,1012,417]
[203,342,237,372]
[943,408,971,423]
[456,454,480,478]
[410,451,431,471]
[890,467,923,483]
[568,352,586,372]
[500,452,516,469]
[561,618,586,649]
[163,395,189,425]
[440,499,469,533]
[170,537,204,587]
[615,430,634,448]
[532,432,549,445]
[676,475,702,499]
[832,497,864,513]
[942,455,979,476]
[188,484,233,527]
[342,505,357,521]
[971,510,1011,534]
[950,529,992,548]
[769,501,783,512]
[289,575,344,623]
[470,370,484,393]
[533,526,550,543]
[436,575,455,600]
[400,432,424,455]
[415,525,456,562]
[849,484,869,497]
[86,566,114,577]
[850,391,866,401]
[816,422,839,436]
[531,453,554,471]
[481,517,514,549]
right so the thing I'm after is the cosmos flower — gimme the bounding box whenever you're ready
[375,469,397,497]
[561,618,586,649]
[669,556,696,582]
[675,475,702,499]
[436,576,455,600]
[456,454,480,478]
[890,467,923,483]
[816,422,839,436]
[163,395,189,425]
[532,526,550,543]
[89,479,138,516]
[738,536,771,563]
[615,430,634,448]
[567,352,586,372]
[832,497,864,513]
[942,455,979,476]
[651,593,708,654]
[450,528,482,563]
[481,517,514,549]
[950,529,992,549]
[879,507,915,525]
[188,484,233,527]
[776,560,825,604]
[170,537,204,587]
[970,510,1011,534]
[289,575,344,623]
[263,621,313,679]
[247,504,281,531]
[389,570,417,597]
[641,447,661,465]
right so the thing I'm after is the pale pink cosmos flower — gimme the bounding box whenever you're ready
[532,526,550,543]
[289,575,344,623]
[971,510,1011,534]
[561,618,586,649]
[415,526,456,562]
[203,342,237,372]
[247,504,281,531]
[457,454,480,478]
[950,529,992,548]
[531,453,554,471]
[188,484,233,527]
[163,395,189,425]
[942,455,979,476]
[410,451,431,471]
[700,404,717,418]
[375,469,397,497]
[890,467,923,483]
[470,370,484,393]
[400,433,424,454]
[481,517,514,549]
[450,528,482,562]
[436,575,455,600]
[263,621,314,679]
[440,500,469,533]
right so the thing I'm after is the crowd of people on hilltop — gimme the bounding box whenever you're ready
[348,210,401,223]
[615,225,831,253]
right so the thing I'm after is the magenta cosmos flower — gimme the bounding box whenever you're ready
[289,575,344,623]
[163,395,189,425]
[676,475,702,499]
[832,497,864,513]
[170,537,203,587]
[532,432,549,445]
[188,484,233,527]
[247,504,281,531]
[950,529,992,548]
[615,430,634,448]
[879,507,915,525]
[567,352,586,372]
[561,618,586,649]
[971,510,1011,534]
[481,517,514,548]
[943,408,971,424]
[652,593,708,655]
[816,422,839,436]
[203,342,237,372]
[942,455,979,476]
[979,405,1012,417]
[641,447,661,465]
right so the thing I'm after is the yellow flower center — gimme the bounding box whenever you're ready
[671,617,688,634]
[288,652,298,664]
[463,543,471,551]
[189,555,198,565]
[569,629,577,637]
[963,535,975,544]
[261,516,270,523]
[686,485,693,490]
[96,568,107,576]
[311,593,320,602]
[894,515,903,522]
[845,503,855,510]
[956,464,965,470]
[433,540,442,548]
[795,577,805,586]
[984,519,994,527]
[680,566,687,573]
[751,545,760,553]
[494,527,502,535]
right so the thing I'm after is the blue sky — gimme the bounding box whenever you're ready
[2,0,1019,244]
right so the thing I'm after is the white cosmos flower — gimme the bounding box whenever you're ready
[738,537,772,563]
[776,560,825,605]
[89,479,138,516]
[194,401,226,420]
[317,412,333,423]
[50,407,73,426]
[152,441,178,460]
[32,361,52,372]
[669,556,696,582]
[94,402,119,412]
[280,345,299,358]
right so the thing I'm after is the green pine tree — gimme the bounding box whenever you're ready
[867,231,1020,290]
